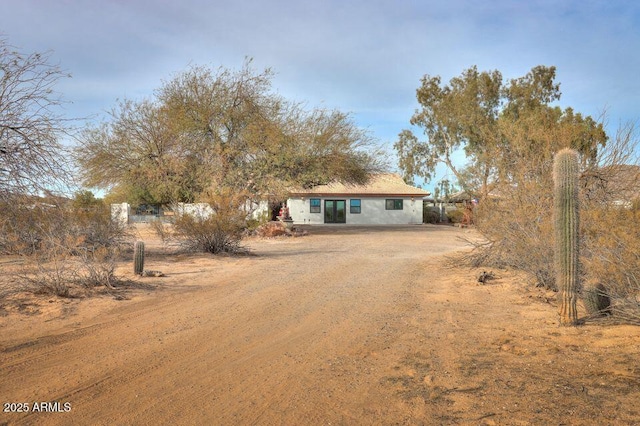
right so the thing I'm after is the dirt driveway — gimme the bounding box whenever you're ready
[1,224,639,425]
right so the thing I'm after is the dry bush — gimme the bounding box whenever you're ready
[582,205,640,324]
[1,197,131,297]
[77,247,122,289]
[0,202,53,255]
[71,208,131,251]
[470,178,556,289]
[254,221,288,237]
[583,206,640,296]
[173,214,244,254]
[579,125,640,322]
[20,255,75,298]
[471,181,640,289]
[172,191,247,254]
[19,247,123,297]
[150,219,173,243]
[446,208,465,224]
[0,198,130,255]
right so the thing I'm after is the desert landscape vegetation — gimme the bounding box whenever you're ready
[1,35,640,425]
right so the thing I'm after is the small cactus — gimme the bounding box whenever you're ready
[583,283,611,317]
[134,241,145,275]
[554,148,580,326]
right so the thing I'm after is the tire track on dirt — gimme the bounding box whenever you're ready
[1,225,475,425]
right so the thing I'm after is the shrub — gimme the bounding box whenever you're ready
[446,208,464,224]
[21,256,74,298]
[70,206,130,251]
[18,245,124,297]
[423,207,440,224]
[466,180,557,289]
[583,283,612,317]
[77,247,122,289]
[174,213,244,254]
[172,191,247,254]
[0,201,52,255]
[0,197,130,255]
[254,221,288,237]
[585,207,639,324]
[2,195,130,297]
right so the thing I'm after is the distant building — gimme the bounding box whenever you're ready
[111,174,432,226]
[286,173,430,225]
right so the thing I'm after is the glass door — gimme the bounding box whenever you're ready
[324,200,346,223]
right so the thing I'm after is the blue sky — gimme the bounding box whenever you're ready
[2,0,639,193]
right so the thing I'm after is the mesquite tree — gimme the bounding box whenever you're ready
[554,148,581,326]
[76,61,384,206]
[0,38,72,198]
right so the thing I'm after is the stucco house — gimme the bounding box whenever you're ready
[110,174,430,226]
[286,173,430,225]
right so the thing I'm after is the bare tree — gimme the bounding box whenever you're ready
[0,38,72,198]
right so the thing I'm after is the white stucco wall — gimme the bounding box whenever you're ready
[112,201,270,223]
[110,202,130,226]
[287,196,423,225]
[173,203,214,219]
[248,200,270,220]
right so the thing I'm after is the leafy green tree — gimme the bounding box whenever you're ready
[77,61,383,206]
[395,66,502,196]
[72,190,103,210]
[395,65,607,197]
[433,178,455,203]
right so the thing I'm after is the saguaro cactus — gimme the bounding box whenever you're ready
[134,241,145,276]
[553,148,580,326]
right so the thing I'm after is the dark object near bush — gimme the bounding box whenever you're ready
[477,270,495,284]
[583,283,612,317]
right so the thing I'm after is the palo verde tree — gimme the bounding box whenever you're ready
[0,38,72,199]
[77,61,384,207]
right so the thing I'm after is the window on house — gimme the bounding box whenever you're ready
[385,199,403,210]
[350,199,361,214]
[310,198,321,213]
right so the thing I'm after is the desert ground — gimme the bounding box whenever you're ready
[1,224,639,425]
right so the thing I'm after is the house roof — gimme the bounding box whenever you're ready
[289,174,431,197]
